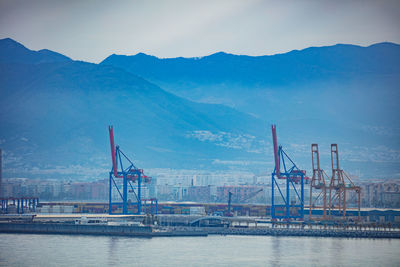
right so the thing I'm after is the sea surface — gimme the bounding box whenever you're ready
[0,233,399,266]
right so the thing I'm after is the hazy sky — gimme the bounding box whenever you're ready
[0,0,399,63]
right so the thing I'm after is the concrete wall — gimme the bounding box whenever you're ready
[0,223,152,236]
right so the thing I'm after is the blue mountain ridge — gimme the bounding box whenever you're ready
[101,42,400,86]
[100,42,400,126]
[0,38,71,64]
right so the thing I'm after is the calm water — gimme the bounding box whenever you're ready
[0,234,399,266]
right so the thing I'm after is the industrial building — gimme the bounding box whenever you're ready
[32,201,400,224]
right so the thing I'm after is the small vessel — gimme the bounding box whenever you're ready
[74,216,108,225]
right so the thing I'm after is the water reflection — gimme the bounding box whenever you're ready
[330,238,344,266]
[107,237,119,266]
[0,234,399,266]
[270,236,281,267]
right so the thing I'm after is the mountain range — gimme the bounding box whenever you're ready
[101,42,400,126]
[0,38,399,180]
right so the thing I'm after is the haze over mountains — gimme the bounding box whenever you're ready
[0,38,399,180]
[101,42,400,125]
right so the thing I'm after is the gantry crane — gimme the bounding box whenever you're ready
[309,144,328,220]
[108,126,151,215]
[328,144,361,221]
[271,125,307,220]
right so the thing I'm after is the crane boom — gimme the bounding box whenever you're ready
[108,125,119,177]
[241,188,263,202]
[272,125,280,178]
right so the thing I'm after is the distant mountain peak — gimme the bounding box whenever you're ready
[133,52,160,60]
[209,51,229,56]
[0,37,71,64]
[0,37,28,50]
[135,52,149,56]
[37,48,71,61]
[367,41,400,48]
[0,37,21,44]
[38,48,55,53]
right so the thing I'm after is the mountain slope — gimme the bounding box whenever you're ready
[0,39,268,179]
[101,43,400,125]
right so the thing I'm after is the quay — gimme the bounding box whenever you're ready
[205,227,400,238]
[1,221,400,239]
[0,222,207,237]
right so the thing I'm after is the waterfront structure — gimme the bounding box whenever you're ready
[328,144,361,221]
[271,125,305,220]
[108,126,151,215]
[309,144,328,220]
[1,197,39,214]
[216,185,265,203]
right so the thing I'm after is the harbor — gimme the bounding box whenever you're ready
[1,126,399,241]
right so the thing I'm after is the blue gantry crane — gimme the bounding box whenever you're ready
[271,125,307,220]
[108,126,152,215]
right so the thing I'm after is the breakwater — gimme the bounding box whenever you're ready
[0,222,153,237]
[205,227,400,238]
[1,223,399,238]
[0,223,207,237]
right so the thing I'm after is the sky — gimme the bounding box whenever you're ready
[0,0,399,63]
